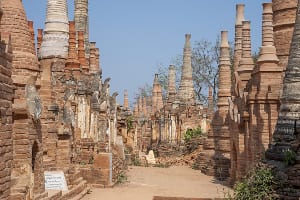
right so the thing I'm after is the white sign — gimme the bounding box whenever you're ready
[44,171,68,191]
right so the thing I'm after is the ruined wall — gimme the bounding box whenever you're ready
[0,0,45,198]
[265,0,300,198]
[0,34,13,200]
[225,1,295,184]
[273,0,297,71]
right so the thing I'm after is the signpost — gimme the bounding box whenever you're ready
[44,171,68,191]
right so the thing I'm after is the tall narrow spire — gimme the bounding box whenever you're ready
[40,0,69,58]
[250,3,282,95]
[89,42,97,73]
[78,31,88,71]
[256,3,279,64]
[177,34,195,103]
[66,21,80,69]
[142,97,147,116]
[74,0,89,55]
[207,86,214,118]
[233,4,245,72]
[152,74,163,114]
[124,89,129,109]
[167,65,176,103]
[138,96,142,115]
[28,21,35,54]
[37,29,43,58]
[152,74,159,114]
[237,21,254,88]
[95,48,101,75]
[218,31,232,110]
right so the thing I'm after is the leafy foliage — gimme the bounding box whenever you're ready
[134,83,152,102]
[126,116,134,133]
[116,171,128,184]
[284,149,297,166]
[227,166,275,200]
[183,127,203,142]
[132,158,141,166]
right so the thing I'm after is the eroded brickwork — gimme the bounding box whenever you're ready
[265,0,300,198]
[0,0,46,199]
[199,31,231,180]
[0,30,13,200]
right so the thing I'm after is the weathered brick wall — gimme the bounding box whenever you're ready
[0,36,13,200]
[0,0,45,198]
[273,0,297,71]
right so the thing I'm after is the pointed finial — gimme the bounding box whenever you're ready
[185,34,191,48]
[236,4,245,26]
[221,31,230,48]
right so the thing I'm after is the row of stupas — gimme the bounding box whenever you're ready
[198,0,300,198]
[1,0,300,199]
[126,0,300,198]
[126,33,211,154]
[0,0,128,199]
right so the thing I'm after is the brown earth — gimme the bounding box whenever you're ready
[82,166,232,200]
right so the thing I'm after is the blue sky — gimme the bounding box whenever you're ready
[23,0,270,105]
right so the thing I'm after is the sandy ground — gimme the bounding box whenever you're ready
[82,166,232,200]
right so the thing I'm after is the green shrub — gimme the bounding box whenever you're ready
[227,166,275,200]
[126,117,133,133]
[284,149,296,166]
[184,127,203,142]
[191,162,200,170]
[88,156,94,164]
[116,171,128,184]
[132,158,141,166]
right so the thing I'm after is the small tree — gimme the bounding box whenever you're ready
[134,83,152,103]
[227,165,275,200]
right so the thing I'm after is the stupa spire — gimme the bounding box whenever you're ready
[177,34,195,103]
[218,31,232,109]
[74,0,89,55]
[167,65,176,103]
[40,0,69,58]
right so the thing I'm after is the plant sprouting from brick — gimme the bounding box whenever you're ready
[126,116,134,133]
[283,149,297,166]
[116,171,128,184]
[132,158,141,166]
[88,156,94,164]
[226,165,275,200]
[184,127,203,142]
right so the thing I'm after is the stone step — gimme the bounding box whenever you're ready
[72,177,84,186]
[43,190,62,200]
[68,187,89,200]
[9,192,27,200]
[68,171,82,184]
[60,179,88,200]
[34,191,48,200]
[11,186,28,194]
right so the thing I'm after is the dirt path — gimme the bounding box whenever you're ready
[82,166,232,200]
